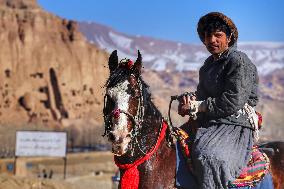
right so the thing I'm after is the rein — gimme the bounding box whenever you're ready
[167,92,197,139]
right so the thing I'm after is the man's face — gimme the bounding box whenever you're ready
[204,30,231,55]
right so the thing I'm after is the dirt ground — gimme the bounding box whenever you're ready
[0,152,118,189]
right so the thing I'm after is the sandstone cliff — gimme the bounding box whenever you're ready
[0,0,109,125]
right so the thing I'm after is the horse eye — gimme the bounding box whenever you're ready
[131,89,137,96]
[131,89,140,98]
[126,86,135,96]
[106,96,115,106]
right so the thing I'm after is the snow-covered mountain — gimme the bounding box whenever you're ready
[79,21,284,76]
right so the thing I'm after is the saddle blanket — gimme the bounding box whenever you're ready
[175,141,273,189]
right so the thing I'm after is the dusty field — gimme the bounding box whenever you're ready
[0,152,117,189]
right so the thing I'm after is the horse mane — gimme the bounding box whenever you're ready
[105,67,162,120]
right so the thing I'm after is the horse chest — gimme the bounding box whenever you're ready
[138,144,177,189]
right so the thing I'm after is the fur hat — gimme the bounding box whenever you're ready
[197,12,238,47]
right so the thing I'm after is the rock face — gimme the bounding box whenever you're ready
[0,0,38,9]
[0,0,109,125]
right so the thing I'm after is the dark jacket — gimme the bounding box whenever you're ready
[196,45,259,128]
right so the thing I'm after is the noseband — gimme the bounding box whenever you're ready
[103,74,149,155]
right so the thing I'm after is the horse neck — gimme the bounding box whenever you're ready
[138,100,163,151]
[134,103,177,188]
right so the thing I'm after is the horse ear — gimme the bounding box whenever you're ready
[134,50,142,75]
[108,50,118,73]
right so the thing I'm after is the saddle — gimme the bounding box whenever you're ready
[176,128,270,188]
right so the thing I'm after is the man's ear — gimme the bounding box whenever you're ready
[227,33,232,44]
[133,50,142,75]
[108,50,118,73]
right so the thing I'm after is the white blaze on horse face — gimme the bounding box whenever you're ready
[107,79,131,135]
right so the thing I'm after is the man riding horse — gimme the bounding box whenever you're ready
[178,12,273,189]
[104,11,277,189]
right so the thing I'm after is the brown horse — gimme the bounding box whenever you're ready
[103,50,176,188]
[103,50,282,189]
[259,141,284,189]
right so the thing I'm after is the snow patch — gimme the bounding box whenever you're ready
[176,62,202,72]
[273,49,284,60]
[255,50,270,61]
[95,36,109,49]
[109,32,133,49]
[143,54,156,62]
[194,51,208,61]
[257,62,284,75]
[152,59,168,71]
[95,36,136,60]
[239,41,284,49]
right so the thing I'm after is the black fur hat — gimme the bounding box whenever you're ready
[197,12,238,47]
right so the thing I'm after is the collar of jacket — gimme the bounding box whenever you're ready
[206,43,237,63]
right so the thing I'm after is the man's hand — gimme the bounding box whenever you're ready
[178,94,206,117]
[178,94,196,117]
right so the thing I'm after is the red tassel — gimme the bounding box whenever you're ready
[256,111,263,129]
[121,165,140,189]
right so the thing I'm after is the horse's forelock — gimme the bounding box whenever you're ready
[106,68,131,89]
[105,66,159,118]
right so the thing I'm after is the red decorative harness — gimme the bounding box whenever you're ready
[114,121,168,189]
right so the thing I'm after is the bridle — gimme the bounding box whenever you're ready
[103,74,151,155]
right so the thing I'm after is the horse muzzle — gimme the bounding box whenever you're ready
[112,144,128,156]
[109,132,132,156]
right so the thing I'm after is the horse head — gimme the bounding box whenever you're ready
[103,50,144,156]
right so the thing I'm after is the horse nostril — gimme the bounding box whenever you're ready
[108,133,116,142]
[112,108,120,119]
[126,134,132,138]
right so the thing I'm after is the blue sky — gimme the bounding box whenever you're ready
[38,0,284,44]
